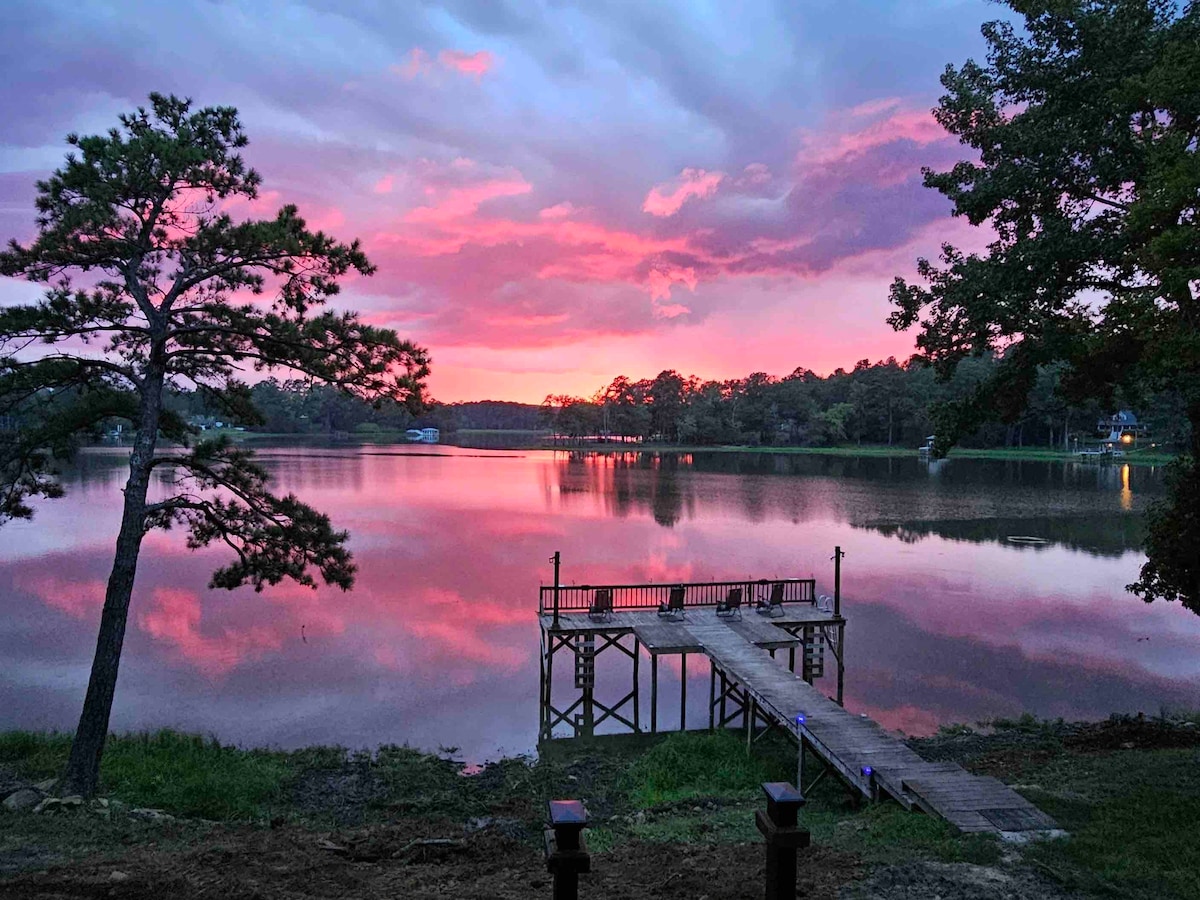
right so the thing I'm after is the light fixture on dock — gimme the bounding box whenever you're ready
[794,712,807,725]
[861,766,873,777]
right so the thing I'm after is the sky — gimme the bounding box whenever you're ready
[0,0,1005,403]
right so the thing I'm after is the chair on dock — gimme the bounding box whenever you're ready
[588,588,614,622]
[658,585,686,619]
[716,586,743,619]
[756,582,786,617]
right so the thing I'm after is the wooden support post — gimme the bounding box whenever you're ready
[545,633,555,738]
[837,622,845,708]
[833,545,843,618]
[746,697,755,750]
[680,652,687,731]
[708,661,716,731]
[551,551,562,629]
[539,631,548,740]
[797,739,804,793]
[756,783,809,900]
[632,637,641,732]
[651,654,658,733]
[788,645,795,673]
[719,669,727,729]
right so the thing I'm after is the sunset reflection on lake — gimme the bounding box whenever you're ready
[1,444,1196,759]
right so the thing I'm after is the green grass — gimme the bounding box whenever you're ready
[619,731,789,807]
[5,726,1197,898]
[1022,748,1200,900]
[1,730,289,819]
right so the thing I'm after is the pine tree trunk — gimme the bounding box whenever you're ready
[61,361,164,797]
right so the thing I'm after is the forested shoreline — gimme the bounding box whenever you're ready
[157,354,1191,452]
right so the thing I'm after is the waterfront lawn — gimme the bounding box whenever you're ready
[2,718,1199,899]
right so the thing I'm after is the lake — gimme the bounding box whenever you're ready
[1,444,1197,760]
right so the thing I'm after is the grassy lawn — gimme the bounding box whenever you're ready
[3,721,1198,898]
[1021,748,1200,899]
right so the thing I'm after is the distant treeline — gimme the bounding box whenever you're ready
[158,356,1190,449]
[163,380,542,435]
[537,356,1192,450]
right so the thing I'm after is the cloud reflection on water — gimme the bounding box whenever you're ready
[0,445,1195,758]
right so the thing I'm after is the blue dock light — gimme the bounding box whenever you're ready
[861,766,873,777]
[794,712,807,725]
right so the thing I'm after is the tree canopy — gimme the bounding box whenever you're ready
[0,93,429,794]
[889,0,1200,610]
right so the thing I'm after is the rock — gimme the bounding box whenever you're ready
[33,795,84,814]
[129,807,176,823]
[34,778,58,793]
[3,788,42,812]
[109,871,130,883]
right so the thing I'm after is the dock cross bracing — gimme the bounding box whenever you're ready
[537,556,1059,837]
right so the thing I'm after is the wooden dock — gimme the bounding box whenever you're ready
[537,560,1058,837]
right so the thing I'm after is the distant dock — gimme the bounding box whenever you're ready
[537,552,1058,836]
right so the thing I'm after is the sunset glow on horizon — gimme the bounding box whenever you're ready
[0,1,1005,403]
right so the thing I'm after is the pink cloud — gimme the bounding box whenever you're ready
[374,174,395,194]
[404,176,532,224]
[735,163,772,187]
[438,49,495,78]
[647,263,698,303]
[392,48,432,80]
[798,103,948,169]
[642,168,725,217]
[24,575,107,619]
[538,201,578,220]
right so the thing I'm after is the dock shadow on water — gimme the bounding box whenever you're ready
[0,444,1196,761]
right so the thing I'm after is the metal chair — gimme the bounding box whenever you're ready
[657,585,686,618]
[716,586,743,619]
[756,582,786,617]
[588,588,614,622]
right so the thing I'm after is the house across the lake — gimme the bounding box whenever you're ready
[406,427,440,444]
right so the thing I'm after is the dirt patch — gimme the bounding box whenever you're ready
[841,860,1072,900]
[0,820,861,900]
[1062,716,1200,753]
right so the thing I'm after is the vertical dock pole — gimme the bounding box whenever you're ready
[651,655,658,733]
[551,551,562,629]
[680,652,687,731]
[833,545,843,618]
[833,545,845,707]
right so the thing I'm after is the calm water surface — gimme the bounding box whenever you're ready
[2,445,1197,759]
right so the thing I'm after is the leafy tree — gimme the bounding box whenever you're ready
[889,1,1200,610]
[646,370,690,442]
[0,94,429,795]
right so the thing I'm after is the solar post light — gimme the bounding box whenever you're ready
[756,782,810,900]
[545,799,590,900]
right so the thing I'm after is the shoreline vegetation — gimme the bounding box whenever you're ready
[166,428,1179,466]
[2,714,1198,898]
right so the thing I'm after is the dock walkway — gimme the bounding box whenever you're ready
[682,621,1057,835]
[543,607,1057,836]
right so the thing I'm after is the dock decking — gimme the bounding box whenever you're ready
[539,601,1057,836]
